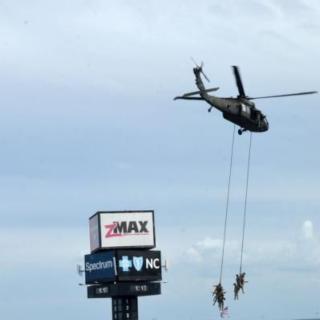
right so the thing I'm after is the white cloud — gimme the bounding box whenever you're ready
[196,237,222,250]
[183,219,320,273]
[302,220,314,239]
[186,247,203,263]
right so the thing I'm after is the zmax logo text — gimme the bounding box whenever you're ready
[105,220,149,238]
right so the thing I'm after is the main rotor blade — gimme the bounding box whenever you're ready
[232,66,246,97]
[248,91,318,100]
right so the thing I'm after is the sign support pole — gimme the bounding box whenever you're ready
[112,296,138,320]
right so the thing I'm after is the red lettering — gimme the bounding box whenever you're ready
[105,223,121,238]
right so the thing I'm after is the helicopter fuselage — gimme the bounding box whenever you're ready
[203,94,269,133]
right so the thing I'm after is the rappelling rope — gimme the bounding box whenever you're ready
[219,125,236,284]
[239,132,253,274]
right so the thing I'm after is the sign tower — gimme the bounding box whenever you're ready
[84,210,162,320]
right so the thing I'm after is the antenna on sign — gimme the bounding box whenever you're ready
[77,264,85,276]
[162,259,169,272]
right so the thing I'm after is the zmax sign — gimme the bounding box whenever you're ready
[89,211,155,252]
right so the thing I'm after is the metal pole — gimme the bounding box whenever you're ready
[112,296,138,320]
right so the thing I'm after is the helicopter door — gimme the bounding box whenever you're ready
[241,104,251,119]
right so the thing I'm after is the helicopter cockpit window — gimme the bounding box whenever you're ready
[251,110,259,120]
[241,104,249,114]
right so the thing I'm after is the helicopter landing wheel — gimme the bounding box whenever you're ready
[208,108,212,113]
[238,128,247,135]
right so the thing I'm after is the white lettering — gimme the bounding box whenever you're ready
[146,258,160,269]
[153,258,160,269]
[146,258,153,269]
[97,287,109,294]
[85,260,113,273]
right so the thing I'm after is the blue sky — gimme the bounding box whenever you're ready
[0,1,320,319]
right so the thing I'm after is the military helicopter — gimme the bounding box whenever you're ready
[174,63,317,135]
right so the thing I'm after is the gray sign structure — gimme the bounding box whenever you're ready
[85,210,162,320]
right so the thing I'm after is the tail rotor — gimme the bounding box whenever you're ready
[190,57,210,82]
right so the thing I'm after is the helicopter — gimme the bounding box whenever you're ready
[174,63,317,135]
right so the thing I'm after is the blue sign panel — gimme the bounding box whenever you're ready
[85,251,116,284]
